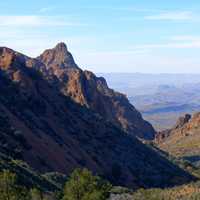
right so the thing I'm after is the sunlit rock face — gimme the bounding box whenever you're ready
[37,43,156,140]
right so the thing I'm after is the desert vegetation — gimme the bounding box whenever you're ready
[1,167,200,200]
[0,168,112,200]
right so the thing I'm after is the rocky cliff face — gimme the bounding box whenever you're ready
[156,113,200,166]
[36,43,155,140]
[155,114,192,143]
[0,45,194,188]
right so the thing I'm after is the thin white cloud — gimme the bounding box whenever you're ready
[0,16,87,27]
[145,11,193,21]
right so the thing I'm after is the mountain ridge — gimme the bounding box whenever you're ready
[35,43,155,140]
[0,43,155,140]
[0,44,195,188]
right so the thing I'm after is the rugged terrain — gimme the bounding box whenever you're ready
[156,113,200,167]
[35,43,155,140]
[0,44,194,188]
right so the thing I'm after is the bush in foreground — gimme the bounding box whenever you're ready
[63,168,112,200]
[0,170,29,200]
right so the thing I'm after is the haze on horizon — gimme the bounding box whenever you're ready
[0,0,200,73]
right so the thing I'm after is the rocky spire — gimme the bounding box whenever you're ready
[174,114,191,129]
[37,42,78,70]
[54,42,68,52]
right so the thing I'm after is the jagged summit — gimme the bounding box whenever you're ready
[0,46,28,70]
[174,114,191,129]
[157,112,200,167]
[54,42,68,51]
[37,43,156,139]
[37,42,78,70]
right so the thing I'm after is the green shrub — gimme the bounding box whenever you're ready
[62,168,112,200]
[0,170,30,200]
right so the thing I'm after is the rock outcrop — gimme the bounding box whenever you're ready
[155,114,192,143]
[156,113,200,166]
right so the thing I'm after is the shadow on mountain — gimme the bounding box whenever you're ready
[0,45,198,190]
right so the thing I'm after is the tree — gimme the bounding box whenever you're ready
[0,170,29,200]
[30,188,44,200]
[62,168,111,200]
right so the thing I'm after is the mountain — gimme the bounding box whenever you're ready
[156,113,200,167]
[36,43,155,140]
[0,45,194,188]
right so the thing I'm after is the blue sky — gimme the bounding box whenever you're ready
[1,0,200,73]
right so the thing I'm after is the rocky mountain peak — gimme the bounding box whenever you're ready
[156,113,196,144]
[157,112,200,166]
[0,44,156,140]
[0,47,27,70]
[35,43,156,140]
[0,47,14,70]
[37,42,78,70]
[54,42,68,51]
[173,114,191,129]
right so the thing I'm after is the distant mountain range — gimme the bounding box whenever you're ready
[0,43,193,188]
[99,73,200,130]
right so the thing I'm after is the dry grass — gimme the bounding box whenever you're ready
[132,182,200,200]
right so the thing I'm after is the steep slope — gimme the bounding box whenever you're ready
[0,153,61,192]
[37,43,155,140]
[156,113,200,166]
[0,46,194,188]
